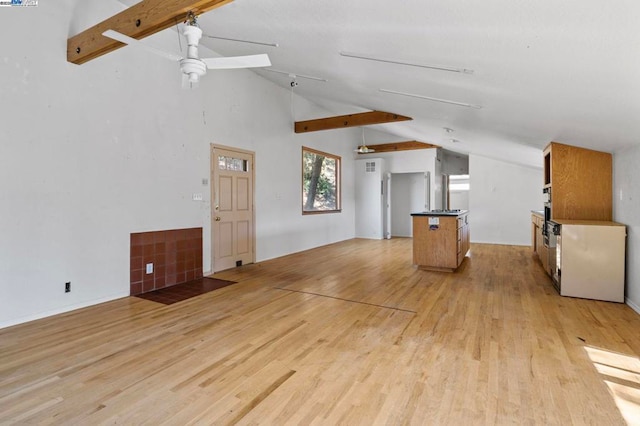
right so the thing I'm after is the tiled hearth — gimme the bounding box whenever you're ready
[130,227,203,296]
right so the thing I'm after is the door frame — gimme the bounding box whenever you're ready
[210,143,256,272]
[385,171,431,238]
[384,172,391,239]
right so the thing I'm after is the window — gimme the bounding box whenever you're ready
[449,174,470,191]
[218,155,249,172]
[302,147,341,214]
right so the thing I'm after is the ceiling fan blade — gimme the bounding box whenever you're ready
[202,54,271,70]
[102,30,183,62]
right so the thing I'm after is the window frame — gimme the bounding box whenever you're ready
[301,146,342,215]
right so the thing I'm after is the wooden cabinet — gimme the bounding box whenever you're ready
[412,212,469,272]
[457,214,470,266]
[543,142,612,221]
[531,212,550,275]
[538,142,612,278]
[531,212,542,254]
[539,235,549,275]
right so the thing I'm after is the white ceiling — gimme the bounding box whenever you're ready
[120,0,640,167]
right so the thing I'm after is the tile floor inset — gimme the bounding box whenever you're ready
[134,277,237,305]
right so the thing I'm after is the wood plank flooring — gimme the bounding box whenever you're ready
[1,239,639,425]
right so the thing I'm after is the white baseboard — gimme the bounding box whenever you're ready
[626,297,640,315]
[0,292,129,331]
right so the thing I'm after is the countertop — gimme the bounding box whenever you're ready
[411,210,468,217]
[552,219,625,227]
[531,210,544,216]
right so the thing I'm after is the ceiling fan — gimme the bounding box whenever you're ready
[355,128,375,153]
[102,13,271,87]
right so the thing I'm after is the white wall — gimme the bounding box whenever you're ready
[355,158,384,239]
[367,149,437,211]
[0,1,356,328]
[200,71,358,264]
[613,145,640,313]
[359,128,438,208]
[469,155,543,245]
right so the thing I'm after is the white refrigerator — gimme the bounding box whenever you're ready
[554,220,626,303]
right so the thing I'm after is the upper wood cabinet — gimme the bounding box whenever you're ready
[543,142,612,221]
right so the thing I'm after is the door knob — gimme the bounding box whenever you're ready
[215,216,221,221]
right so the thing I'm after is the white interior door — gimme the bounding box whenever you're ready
[211,146,255,272]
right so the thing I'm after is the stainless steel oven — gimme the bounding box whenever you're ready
[542,187,552,239]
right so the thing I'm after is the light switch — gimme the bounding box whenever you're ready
[192,193,203,201]
[146,263,153,274]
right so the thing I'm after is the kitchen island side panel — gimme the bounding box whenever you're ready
[413,215,458,269]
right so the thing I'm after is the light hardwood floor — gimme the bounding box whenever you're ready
[1,239,639,425]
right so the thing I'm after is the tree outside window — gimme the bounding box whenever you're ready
[302,147,341,214]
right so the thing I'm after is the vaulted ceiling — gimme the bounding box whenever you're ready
[111,0,640,167]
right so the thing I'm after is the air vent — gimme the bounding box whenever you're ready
[365,162,376,173]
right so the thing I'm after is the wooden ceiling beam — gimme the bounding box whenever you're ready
[357,140,440,154]
[67,0,233,65]
[294,110,412,133]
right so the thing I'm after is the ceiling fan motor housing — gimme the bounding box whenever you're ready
[180,58,206,82]
[182,25,206,82]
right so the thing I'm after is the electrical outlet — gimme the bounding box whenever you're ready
[146,263,153,274]
[65,282,71,293]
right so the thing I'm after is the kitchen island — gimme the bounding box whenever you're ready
[411,210,470,272]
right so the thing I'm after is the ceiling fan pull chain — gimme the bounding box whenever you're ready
[175,18,183,54]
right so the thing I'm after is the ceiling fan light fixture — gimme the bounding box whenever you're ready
[180,58,206,81]
[355,128,375,153]
[355,145,375,153]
